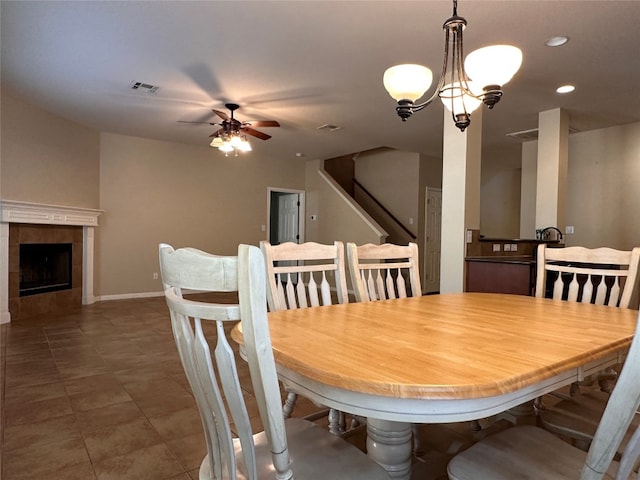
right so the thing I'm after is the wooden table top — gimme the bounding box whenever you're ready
[232,293,638,400]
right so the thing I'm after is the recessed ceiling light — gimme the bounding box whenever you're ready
[545,36,569,47]
[556,85,575,94]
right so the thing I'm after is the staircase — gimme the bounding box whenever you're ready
[324,154,416,246]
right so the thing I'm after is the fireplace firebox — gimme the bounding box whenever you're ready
[19,243,73,297]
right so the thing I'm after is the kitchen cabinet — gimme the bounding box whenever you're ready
[466,256,535,296]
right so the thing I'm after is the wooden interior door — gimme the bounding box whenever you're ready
[268,188,304,245]
[424,187,442,293]
[277,193,299,244]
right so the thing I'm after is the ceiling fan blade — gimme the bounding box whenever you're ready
[212,109,230,121]
[209,128,225,138]
[177,120,217,125]
[246,120,280,128]
[241,126,271,140]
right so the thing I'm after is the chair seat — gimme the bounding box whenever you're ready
[447,425,627,480]
[199,417,389,480]
[541,389,640,452]
[449,305,640,480]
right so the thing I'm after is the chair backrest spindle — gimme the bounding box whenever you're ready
[347,242,421,302]
[535,244,640,309]
[260,241,349,311]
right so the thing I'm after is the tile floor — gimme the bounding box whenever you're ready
[1,295,511,480]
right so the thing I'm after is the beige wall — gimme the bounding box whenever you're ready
[565,123,640,250]
[480,145,522,238]
[519,141,537,238]
[97,133,305,297]
[485,121,640,250]
[1,88,100,208]
[354,148,420,236]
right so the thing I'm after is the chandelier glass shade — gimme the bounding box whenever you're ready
[383,0,522,131]
[210,132,252,156]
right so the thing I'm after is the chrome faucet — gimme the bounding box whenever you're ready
[536,226,564,241]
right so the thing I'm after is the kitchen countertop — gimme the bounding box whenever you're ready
[479,237,559,243]
[465,256,535,265]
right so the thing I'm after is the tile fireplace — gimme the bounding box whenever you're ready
[1,200,102,323]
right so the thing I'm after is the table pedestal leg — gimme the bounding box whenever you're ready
[498,399,537,425]
[366,418,413,479]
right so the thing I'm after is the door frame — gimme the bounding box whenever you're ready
[267,187,305,244]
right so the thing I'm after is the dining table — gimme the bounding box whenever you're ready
[231,292,638,479]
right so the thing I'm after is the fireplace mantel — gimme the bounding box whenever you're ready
[1,200,102,226]
[1,200,103,324]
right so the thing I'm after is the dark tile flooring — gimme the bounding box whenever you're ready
[1,296,511,480]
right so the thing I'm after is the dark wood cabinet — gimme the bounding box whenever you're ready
[466,258,535,296]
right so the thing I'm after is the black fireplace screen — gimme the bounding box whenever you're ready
[19,243,73,297]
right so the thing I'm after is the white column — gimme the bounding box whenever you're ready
[0,223,10,324]
[82,226,96,304]
[440,108,482,293]
[535,108,569,230]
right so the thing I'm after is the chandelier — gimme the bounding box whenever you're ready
[383,0,522,131]
[210,132,252,156]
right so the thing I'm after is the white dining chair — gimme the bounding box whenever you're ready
[158,243,391,480]
[261,240,349,311]
[447,308,640,480]
[346,242,422,302]
[260,240,350,435]
[346,241,426,453]
[536,244,640,450]
[535,244,640,309]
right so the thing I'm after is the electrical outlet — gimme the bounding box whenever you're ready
[511,244,518,252]
[153,272,158,280]
[504,244,511,252]
[492,244,501,252]
[466,230,472,243]
[566,226,574,234]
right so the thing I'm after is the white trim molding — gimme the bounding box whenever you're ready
[0,200,103,324]
[1,200,101,226]
[0,223,10,325]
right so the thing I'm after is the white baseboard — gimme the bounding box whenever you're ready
[97,291,164,302]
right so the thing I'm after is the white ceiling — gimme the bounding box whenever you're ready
[2,1,639,162]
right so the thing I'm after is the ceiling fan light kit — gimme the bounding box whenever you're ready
[183,102,279,155]
[383,0,522,132]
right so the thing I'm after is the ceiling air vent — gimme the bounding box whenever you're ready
[129,81,159,94]
[317,123,342,132]
[506,126,579,142]
[506,128,540,141]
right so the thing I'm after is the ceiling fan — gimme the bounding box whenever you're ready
[179,103,280,141]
